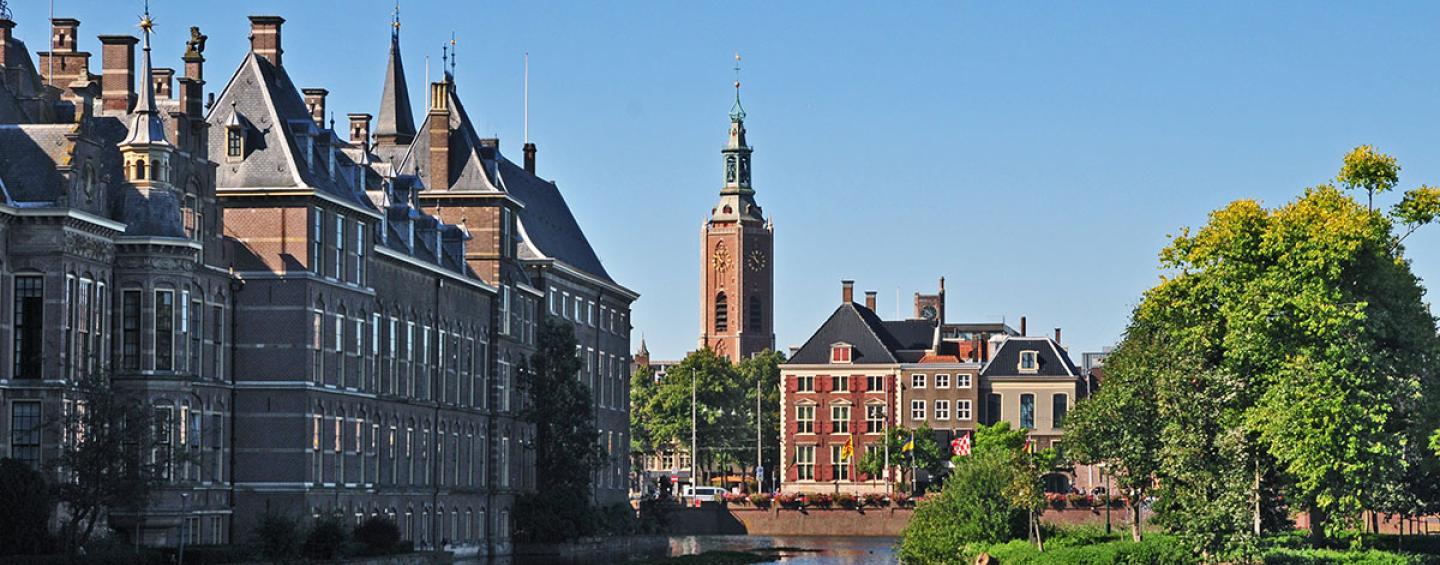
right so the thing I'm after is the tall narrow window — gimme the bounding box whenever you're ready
[986,393,1002,426]
[178,290,190,373]
[77,278,92,378]
[226,127,243,157]
[355,221,367,285]
[312,207,324,275]
[155,290,175,371]
[154,405,173,480]
[312,301,325,383]
[13,276,43,378]
[747,296,762,331]
[210,305,223,380]
[334,213,345,282]
[190,297,203,375]
[830,444,850,481]
[122,290,141,370]
[1052,394,1068,429]
[714,293,728,333]
[10,401,41,469]
[1020,393,1035,430]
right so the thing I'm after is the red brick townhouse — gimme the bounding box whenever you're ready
[779,280,1013,495]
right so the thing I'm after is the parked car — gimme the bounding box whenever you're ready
[682,486,726,502]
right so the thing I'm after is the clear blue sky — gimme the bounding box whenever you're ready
[18,1,1440,361]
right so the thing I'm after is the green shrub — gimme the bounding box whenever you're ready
[252,511,304,561]
[352,516,401,555]
[1262,547,1431,565]
[898,447,1027,564]
[0,458,54,556]
[303,514,348,560]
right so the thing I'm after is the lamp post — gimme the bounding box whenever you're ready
[690,367,698,504]
[1097,462,1112,535]
[178,492,190,565]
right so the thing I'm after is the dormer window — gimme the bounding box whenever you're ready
[226,127,243,158]
[830,343,852,364]
[1019,350,1039,372]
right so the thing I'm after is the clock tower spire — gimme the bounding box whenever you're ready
[700,54,774,362]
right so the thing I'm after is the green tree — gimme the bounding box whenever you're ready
[897,422,1044,562]
[515,318,606,542]
[737,349,785,489]
[52,373,167,551]
[1101,146,1440,555]
[1064,333,1163,542]
[855,424,947,490]
[629,349,748,482]
[0,458,53,555]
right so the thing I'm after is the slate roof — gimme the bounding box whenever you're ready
[980,336,1079,378]
[0,35,45,124]
[0,124,71,203]
[788,302,903,365]
[374,34,416,144]
[395,79,616,283]
[208,53,374,211]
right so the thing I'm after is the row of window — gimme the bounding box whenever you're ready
[793,442,896,482]
[909,399,974,422]
[308,410,512,490]
[794,404,889,435]
[311,207,368,287]
[909,373,972,389]
[323,505,506,549]
[309,299,499,410]
[547,287,628,337]
[578,345,628,412]
[792,375,888,393]
[8,275,227,381]
[499,285,538,345]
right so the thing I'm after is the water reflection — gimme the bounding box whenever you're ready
[460,535,899,565]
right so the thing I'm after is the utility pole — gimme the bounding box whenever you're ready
[755,375,762,492]
[691,367,697,503]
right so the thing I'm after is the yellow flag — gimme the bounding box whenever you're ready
[840,435,854,461]
[901,437,914,453]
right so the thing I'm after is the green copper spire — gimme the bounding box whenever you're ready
[729,53,746,122]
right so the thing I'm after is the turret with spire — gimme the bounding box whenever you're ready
[375,3,416,147]
[119,2,173,188]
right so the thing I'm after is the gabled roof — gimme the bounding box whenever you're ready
[397,81,617,284]
[207,53,374,211]
[787,303,900,365]
[980,336,1079,378]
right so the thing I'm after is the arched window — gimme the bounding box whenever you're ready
[714,293,728,333]
[747,296,762,331]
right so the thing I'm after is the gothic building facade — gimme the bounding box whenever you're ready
[0,6,633,556]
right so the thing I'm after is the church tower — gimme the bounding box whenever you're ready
[700,56,774,363]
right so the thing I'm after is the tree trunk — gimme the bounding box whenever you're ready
[1033,514,1045,552]
[1131,502,1143,542]
[1309,505,1327,547]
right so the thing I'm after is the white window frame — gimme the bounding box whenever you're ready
[934,373,950,389]
[935,399,950,421]
[957,399,973,421]
[910,374,925,389]
[910,400,925,421]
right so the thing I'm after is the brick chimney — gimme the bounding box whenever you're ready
[152,68,174,99]
[865,291,877,312]
[427,81,452,190]
[0,19,15,69]
[248,16,284,67]
[177,77,202,120]
[1054,327,1062,345]
[98,35,138,112]
[348,113,372,146]
[51,18,79,51]
[303,88,327,129]
[1020,316,1027,337]
[523,142,537,174]
[841,280,854,304]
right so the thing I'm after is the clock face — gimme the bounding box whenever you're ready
[921,305,938,320]
[711,246,732,273]
[747,250,765,271]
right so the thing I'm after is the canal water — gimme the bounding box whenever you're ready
[465,535,900,564]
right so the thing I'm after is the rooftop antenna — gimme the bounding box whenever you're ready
[391,1,400,40]
[46,0,54,86]
[523,52,529,144]
[449,32,456,78]
[441,42,448,79]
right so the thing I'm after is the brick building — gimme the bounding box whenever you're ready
[778,279,1092,496]
[0,6,633,557]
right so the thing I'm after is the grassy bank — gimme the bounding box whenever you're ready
[964,527,1440,565]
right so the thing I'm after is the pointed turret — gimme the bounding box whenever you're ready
[374,6,416,147]
[119,5,174,187]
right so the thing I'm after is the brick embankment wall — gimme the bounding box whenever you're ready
[663,505,1150,537]
[664,505,913,536]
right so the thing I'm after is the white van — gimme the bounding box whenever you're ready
[682,485,726,502]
